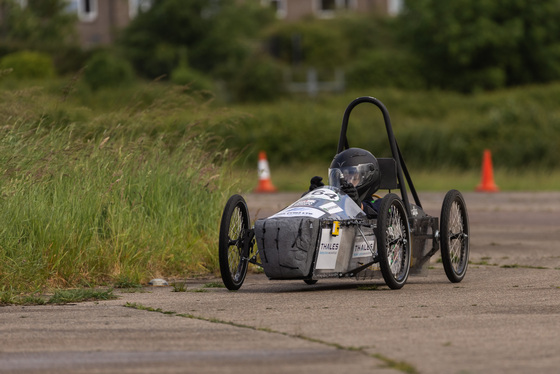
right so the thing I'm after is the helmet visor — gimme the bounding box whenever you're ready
[328,163,374,189]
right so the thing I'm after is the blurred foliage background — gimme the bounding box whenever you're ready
[3,0,560,98]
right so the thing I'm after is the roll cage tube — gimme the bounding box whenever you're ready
[336,96,422,215]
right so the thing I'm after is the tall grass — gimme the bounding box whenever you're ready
[0,82,243,295]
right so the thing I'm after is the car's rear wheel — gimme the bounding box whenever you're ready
[440,189,470,283]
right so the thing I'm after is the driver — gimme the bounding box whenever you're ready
[308,148,382,217]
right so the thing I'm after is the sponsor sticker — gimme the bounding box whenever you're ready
[269,207,325,219]
[289,199,317,208]
[352,235,375,258]
[320,202,343,214]
[316,228,341,269]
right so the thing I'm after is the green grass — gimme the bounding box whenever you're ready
[113,277,143,289]
[202,282,225,288]
[0,80,246,297]
[0,288,116,305]
[171,282,187,292]
[47,288,117,304]
[500,264,549,269]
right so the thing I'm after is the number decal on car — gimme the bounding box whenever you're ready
[309,188,340,201]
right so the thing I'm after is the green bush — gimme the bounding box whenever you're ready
[170,66,214,91]
[0,51,55,79]
[217,84,560,170]
[347,49,425,90]
[265,19,348,69]
[52,46,91,76]
[229,54,286,102]
[83,52,135,90]
[170,49,214,92]
[336,15,398,57]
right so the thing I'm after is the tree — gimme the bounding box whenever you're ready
[264,18,348,70]
[0,0,78,53]
[399,0,560,92]
[119,0,275,80]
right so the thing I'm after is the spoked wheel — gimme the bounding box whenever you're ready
[440,189,470,283]
[376,193,411,290]
[219,194,251,290]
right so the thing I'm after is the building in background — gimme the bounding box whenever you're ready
[0,0,152,48]
[1,0,400,48]
[66,0,152,47]
[261,0,403,20]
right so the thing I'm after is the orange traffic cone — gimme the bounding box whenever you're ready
[476,149,499,192]
[254,151,277,193]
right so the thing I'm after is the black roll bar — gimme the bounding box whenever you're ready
[336,96,422,215]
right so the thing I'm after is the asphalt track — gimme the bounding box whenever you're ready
[1,192,559,374]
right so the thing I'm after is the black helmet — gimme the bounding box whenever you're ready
[328,148,380,202]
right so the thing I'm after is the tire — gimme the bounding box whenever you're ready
[376,193,411,289]
[219,195,250,290]
[440,189,470,283]
[304,279,318,285]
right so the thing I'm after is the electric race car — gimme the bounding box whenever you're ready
[218,96,470,290]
